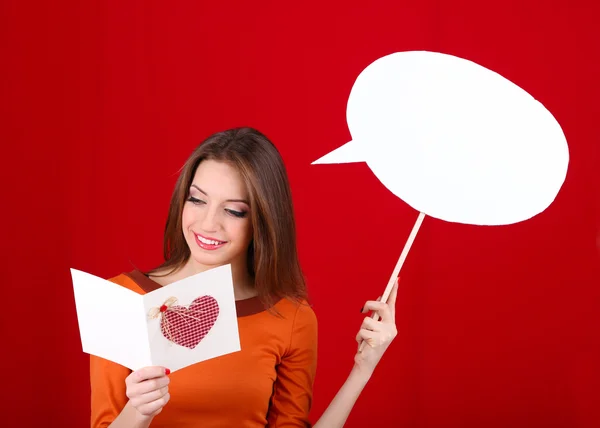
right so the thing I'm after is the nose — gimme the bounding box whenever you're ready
[200,206,220,233]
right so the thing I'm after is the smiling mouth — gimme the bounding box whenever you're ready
[194,233,227,250]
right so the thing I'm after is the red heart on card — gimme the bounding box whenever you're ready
[160,296,220,349]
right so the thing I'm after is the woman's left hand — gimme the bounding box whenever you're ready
[353,278,399,377]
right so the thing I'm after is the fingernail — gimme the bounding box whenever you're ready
[165,368,171,375]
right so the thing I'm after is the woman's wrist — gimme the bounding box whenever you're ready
[122,401,155,428]
[134,413,154,426]
[349,364,374,386]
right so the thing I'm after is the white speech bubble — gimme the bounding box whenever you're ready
[313,51,569,226]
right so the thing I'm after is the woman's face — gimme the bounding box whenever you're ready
[182,159,253,271]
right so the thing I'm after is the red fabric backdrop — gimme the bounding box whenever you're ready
[2,1,598,427]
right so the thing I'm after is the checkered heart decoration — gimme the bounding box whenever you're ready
[148,296,220,349]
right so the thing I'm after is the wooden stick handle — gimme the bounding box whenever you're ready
[358,211,426,352]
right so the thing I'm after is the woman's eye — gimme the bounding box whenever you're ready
[226,209,247,218]
[187,196,206,205]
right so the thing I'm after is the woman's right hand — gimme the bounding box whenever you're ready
[125,366,171,418]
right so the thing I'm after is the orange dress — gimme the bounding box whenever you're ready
[90,270,318,427]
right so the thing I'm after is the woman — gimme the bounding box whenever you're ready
[91,127,398,427]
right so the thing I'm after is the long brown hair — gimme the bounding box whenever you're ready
[148,127,307,308]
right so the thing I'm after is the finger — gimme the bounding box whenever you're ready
[128,366,170,385]
[127,375,170,398]
[356,326,397,348]
[130,385,169,407]
[355,328,378,349]
[361,316,381,332]
[361,295,381,312]
[361,300,381,313]
[362,300,393,323]
[136,392,171,417]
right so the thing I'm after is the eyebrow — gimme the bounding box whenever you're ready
[190,184,249,204]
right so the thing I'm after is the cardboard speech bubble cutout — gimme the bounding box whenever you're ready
[313,51,569,226]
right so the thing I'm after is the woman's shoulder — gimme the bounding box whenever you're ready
[272,297,318,328]
[269,298,318,354]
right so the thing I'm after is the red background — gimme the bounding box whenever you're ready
[2,1,599,427]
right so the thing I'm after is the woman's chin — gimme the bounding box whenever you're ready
[189,251,233,269]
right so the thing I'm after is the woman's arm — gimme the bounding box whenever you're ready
[312,368,370,428]
[313,280,399,428]
[267,302,318,427]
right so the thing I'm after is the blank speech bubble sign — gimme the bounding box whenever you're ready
[313,51,569,226]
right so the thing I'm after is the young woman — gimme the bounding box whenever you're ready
[90,127,398,427]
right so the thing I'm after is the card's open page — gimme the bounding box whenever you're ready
[71,269,150,370]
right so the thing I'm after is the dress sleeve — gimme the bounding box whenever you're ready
[268,302,318,427]
[90,353,131,427]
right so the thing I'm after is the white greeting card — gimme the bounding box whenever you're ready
[71,264,240,372]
